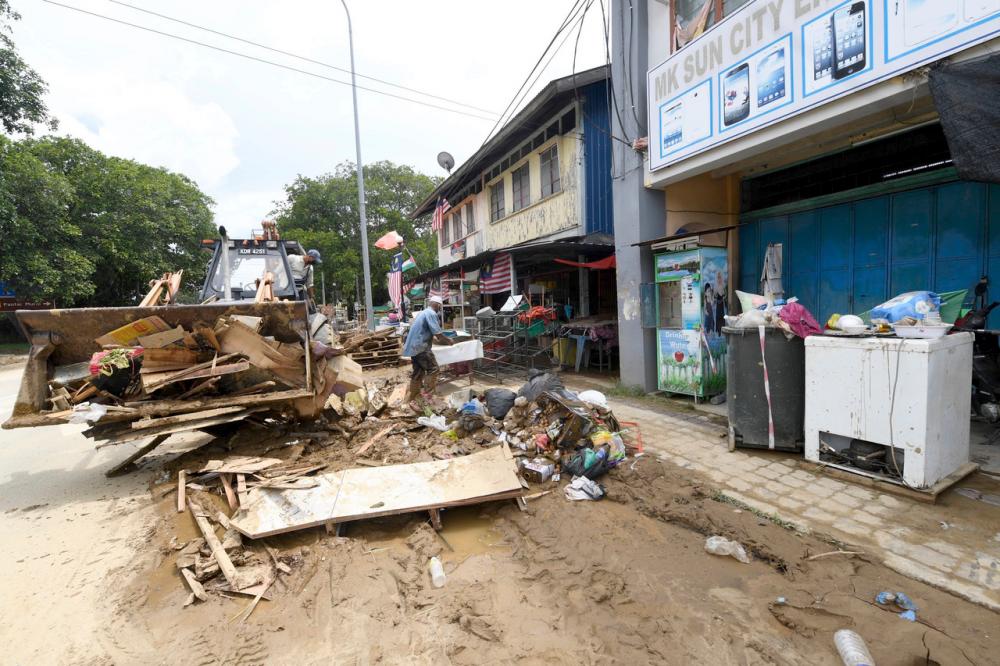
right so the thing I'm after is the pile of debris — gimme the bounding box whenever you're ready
[341,328,403,370]
[44,312,365,469]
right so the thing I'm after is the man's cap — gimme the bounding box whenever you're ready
[428,295,444,305]
[307,249,323,264]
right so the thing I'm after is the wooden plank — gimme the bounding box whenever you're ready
[188,500,242,589]
[221,473,238,510]
[137,325,186,349]
[4,388,313,430]
[180,567,208,602]
[175,377,220,400]
[101,410,259,446]
[200,457,282,475]
[236,474,248,505]
[141,347,201,367]
[230,446,523,539]
[132,406,246,431]
[801,461,979,505]
[142,360,250,394]
[105,435,169,477]
[354,425,395,457]
[142,353,242,391]
[177,470,186,512]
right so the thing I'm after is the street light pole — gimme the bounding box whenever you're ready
[340,0,374,330]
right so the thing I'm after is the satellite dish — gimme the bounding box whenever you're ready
[436,151,455,174]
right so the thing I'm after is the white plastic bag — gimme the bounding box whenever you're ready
[577,390,608,410]
[68,402,107,424]
[704,536,751,563]
[417,415,449,431]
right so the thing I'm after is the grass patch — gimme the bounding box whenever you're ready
[0,342,28,355]
[711,490,800,531]
[606,382,648,398]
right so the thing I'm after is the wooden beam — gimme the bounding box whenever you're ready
[354,425,395,457]
[177,470,186,513]
[180,566,208,602]
[105,435,169,477]
[221,473,238,510]
[189,499,241,589]
[236,474,248,506]
[131,406,246,431]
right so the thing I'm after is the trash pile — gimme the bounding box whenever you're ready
[341,327,404,370]
[46,312,364,461]
[731,290,822,339]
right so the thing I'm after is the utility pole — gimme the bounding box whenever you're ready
[340,0,375,330]
[321,271,327,306]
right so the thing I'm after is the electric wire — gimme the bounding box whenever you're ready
[574,0,632,148]
[40,0,497,122]
[105,0,497,115]
[478,0,590,147]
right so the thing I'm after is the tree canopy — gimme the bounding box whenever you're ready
[272,161,439,305]
[0,0,55,135]
[0,135,216,307]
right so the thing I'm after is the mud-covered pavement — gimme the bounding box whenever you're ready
[2,362,998,665]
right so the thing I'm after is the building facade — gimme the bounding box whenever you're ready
[614,0,1000,390]
[411,66,616,320]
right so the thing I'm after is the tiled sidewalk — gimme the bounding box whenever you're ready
[609,400,1000,612]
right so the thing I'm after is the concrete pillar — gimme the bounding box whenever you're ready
[612,0,664,391]
[578,255,590,317]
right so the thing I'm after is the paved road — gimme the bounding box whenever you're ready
[0,362,153,663]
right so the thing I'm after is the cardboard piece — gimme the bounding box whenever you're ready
[95,316,170,347]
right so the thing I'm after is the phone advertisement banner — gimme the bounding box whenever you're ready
[648,0,1000,171]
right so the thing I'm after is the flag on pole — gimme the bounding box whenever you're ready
[431,197,451,231]
[375,230,404,250]
[388,252,403,310]
[480,253,512,294]
[401,255,417,272]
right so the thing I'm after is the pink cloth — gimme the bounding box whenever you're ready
[778,303,822,338]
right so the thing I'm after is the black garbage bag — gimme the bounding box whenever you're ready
[483,388,517,419]
[517,369,565,402]
[561,445,612,480]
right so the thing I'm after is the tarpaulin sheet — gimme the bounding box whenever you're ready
[553,255,616,270]
[929,54,1000,185]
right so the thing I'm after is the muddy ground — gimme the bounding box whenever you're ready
[94,413,999,666]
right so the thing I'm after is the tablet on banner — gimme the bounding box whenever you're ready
[647,0,1000,172]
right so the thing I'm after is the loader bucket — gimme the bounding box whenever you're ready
[3,301,309,429]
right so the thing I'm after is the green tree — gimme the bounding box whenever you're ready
[25,136,216,306]
[273,161,439,305]
[0,0,55,134]
[0,136,93,305]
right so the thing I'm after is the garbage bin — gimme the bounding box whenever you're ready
[722,326,805,452]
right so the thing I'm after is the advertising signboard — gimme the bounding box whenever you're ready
[648,0,1000,171]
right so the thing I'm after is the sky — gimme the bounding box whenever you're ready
[10,0,608,237]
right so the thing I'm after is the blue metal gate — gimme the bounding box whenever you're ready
[739,182,1000,323]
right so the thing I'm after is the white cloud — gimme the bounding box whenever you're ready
[211,188,286,238]
[45,70,240,190]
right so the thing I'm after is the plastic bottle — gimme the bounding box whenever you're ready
[428,556,447,588]
[833,629,875,666]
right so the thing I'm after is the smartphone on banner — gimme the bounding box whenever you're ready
[662,102,683,149]
[964,0,1000,22]
[723,63,750,126]
[832,2,866,80]
[756,47,786,107]
[902,0,959,46]
[812,21,834,82]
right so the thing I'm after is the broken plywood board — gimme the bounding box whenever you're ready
[101,409,262,446]
[132,406,247,430]
[230,445,523,539]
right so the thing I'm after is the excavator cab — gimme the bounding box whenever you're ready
[199,237,310,304]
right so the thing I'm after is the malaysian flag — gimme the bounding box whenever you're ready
[388,252,403,312]
[428,278,448,302]
[431,196,451,231]
[480,253,512,294]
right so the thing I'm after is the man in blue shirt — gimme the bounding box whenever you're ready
[403,295,454,403]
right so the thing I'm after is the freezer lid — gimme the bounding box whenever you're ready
[803,331,973,353]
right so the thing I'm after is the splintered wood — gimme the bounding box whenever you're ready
[229,446,524,539]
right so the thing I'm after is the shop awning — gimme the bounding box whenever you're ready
[631,224,741,248]
[553,255,616,269]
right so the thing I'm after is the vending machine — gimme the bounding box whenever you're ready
[654,246,728,398]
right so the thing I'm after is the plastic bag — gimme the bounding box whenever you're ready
[704,536,751,563]
[777,302,822,338]
[417,415,449,431]
[870,291,941,324]
[563,476,605,501]
[517,370,564,402]
[561,446,612,479]
[577,390,608,410]
[460,399,486,416]
[483,388,516,419]
[68,402,107,424]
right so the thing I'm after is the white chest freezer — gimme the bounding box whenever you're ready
[804,333,972,489]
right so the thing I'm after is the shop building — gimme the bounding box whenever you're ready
[613,0,1000,390]
[408,66,618,349]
